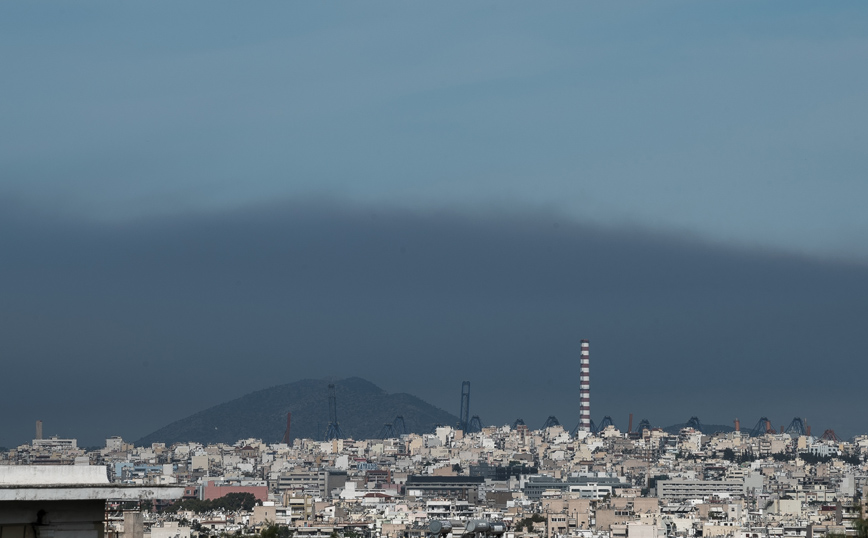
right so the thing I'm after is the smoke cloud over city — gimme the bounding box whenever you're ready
[2,198,866,447]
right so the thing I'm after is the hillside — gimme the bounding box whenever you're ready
[136,377,458,446]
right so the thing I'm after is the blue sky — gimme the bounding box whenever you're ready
[2,1,868,446]
[3,1,867,257]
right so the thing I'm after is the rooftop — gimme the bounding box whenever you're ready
[0,465,184,502]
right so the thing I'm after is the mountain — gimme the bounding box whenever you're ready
[136,377,458,446]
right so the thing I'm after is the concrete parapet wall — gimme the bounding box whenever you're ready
[0,466,109,486]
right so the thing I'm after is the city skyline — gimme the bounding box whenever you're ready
[5,410,864,538]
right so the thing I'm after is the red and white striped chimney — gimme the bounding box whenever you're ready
[579,339,591,432]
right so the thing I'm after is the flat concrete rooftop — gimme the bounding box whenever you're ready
[0,466,184,501]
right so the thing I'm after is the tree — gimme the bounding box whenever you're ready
[166,492,258,513]
[840,453,861,465]
[827,515,868,538]
[855,516,868,538]
[515,514,545,532]
[261,523,293,538]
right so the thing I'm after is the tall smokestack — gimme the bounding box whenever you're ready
[35,420,43,440]
[579,339,591,432]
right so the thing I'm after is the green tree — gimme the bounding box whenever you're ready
[515,514,545,532]
[261,523,293,538]
[852,515,868,538]
[166,492,258,513]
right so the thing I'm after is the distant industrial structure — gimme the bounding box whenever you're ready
[541,416,561,430]
[324,384,344,441]
[751,417,776,437]
[597,415,616,432]
[456,382,484,433]
[785,417,808,437]
[579,339,591,432]
[467,416,483,433]
[393,416,406,436]
[268,340,820,448]
[378,416,407,439]
[458,381,471,432]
